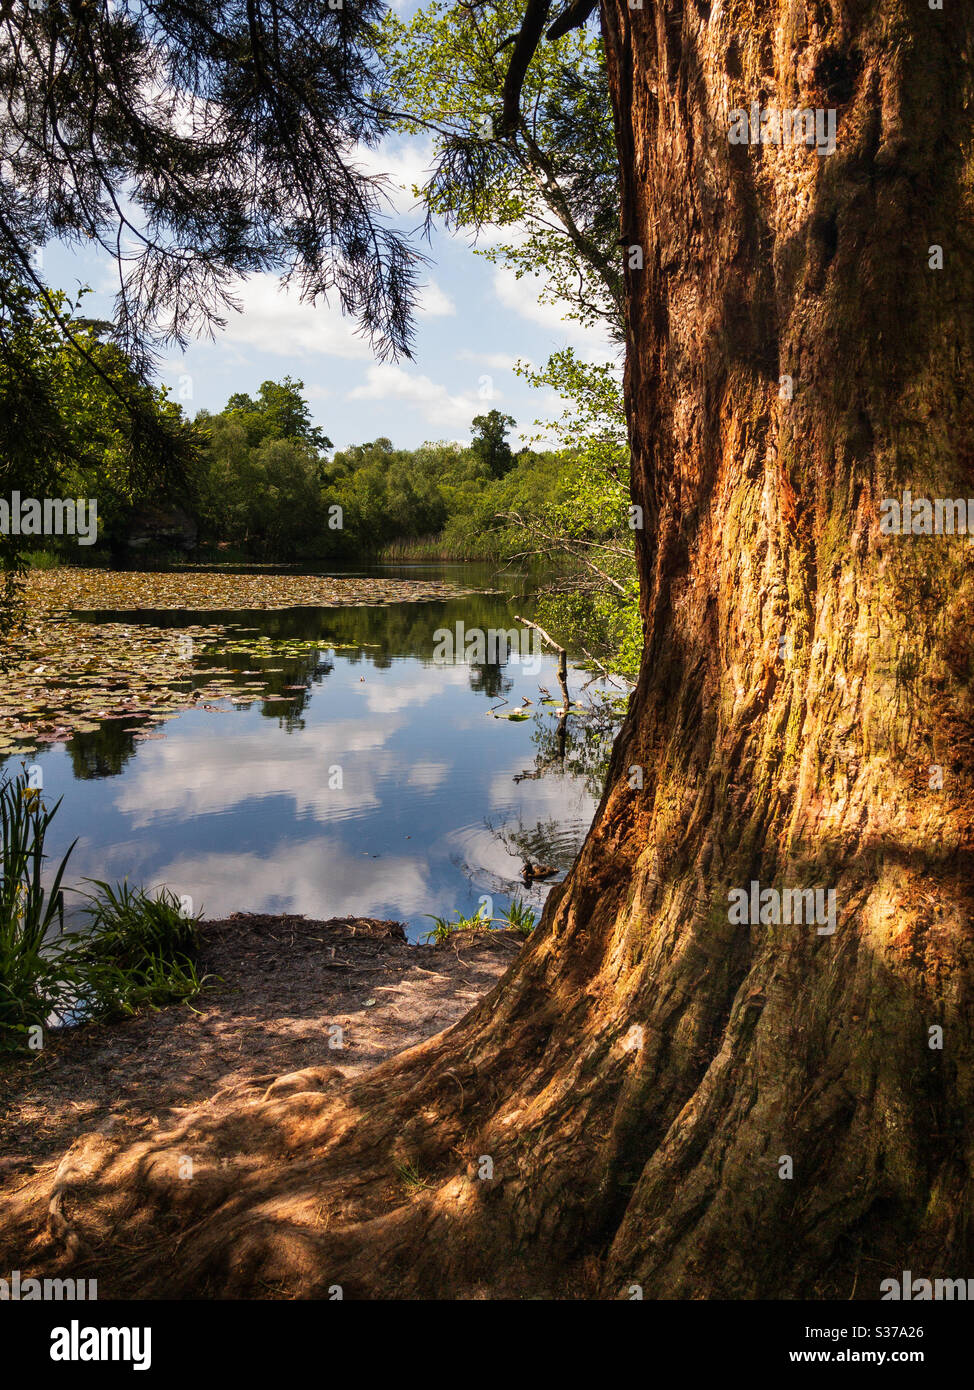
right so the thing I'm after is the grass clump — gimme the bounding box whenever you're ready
[23,549,62,570]
[74,879,209,1022]
[420,897,537,943]
[0,773,78,1050]
[421,902,492,943]
[395,1159,435,1192]
[0,770,212,1053]
[502,898,537,938]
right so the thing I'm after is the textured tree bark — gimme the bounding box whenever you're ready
[32,0,974,1297]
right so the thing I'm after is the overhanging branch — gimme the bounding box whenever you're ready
[546,0,601,41]
[497,0,602,135]
[498,0,553,135]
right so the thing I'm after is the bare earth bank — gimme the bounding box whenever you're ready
[0,914,522,1279]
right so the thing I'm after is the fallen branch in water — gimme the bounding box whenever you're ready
[513,614,570,708]
[580,645,636,689]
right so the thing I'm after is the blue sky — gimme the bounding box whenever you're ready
[37,130,616,453]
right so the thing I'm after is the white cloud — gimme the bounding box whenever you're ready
[150,837,433,922]
[457,216,617,363]
[491,265,617,362]
[406,761,451,792]
[417,278,456,317]
[348,364,497,432]
[195,263,449,376]
[215,272,375,360]
[457,349,523,371]
[113,713,404,828]
[364,665,468,716]
[351,137,437,219]
[468,221,532,253]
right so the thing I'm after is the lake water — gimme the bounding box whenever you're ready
[5,563,620,940]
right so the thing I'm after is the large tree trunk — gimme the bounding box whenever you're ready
[32,0,974,1297]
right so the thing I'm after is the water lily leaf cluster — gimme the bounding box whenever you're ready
[0,569,468,754]
[25,568,470,613]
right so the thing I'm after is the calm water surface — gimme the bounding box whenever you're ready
[5,563,620,940]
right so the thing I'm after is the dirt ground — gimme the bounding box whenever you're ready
[0,913,522,1270]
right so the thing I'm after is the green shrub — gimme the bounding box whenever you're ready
[0,773,212,1053]
[421,897,537,942]
[420,901,492,942]
[0,772,78,1050]
[24,549,62,570]
[501,898,537,938]
[75,880,210,1021]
